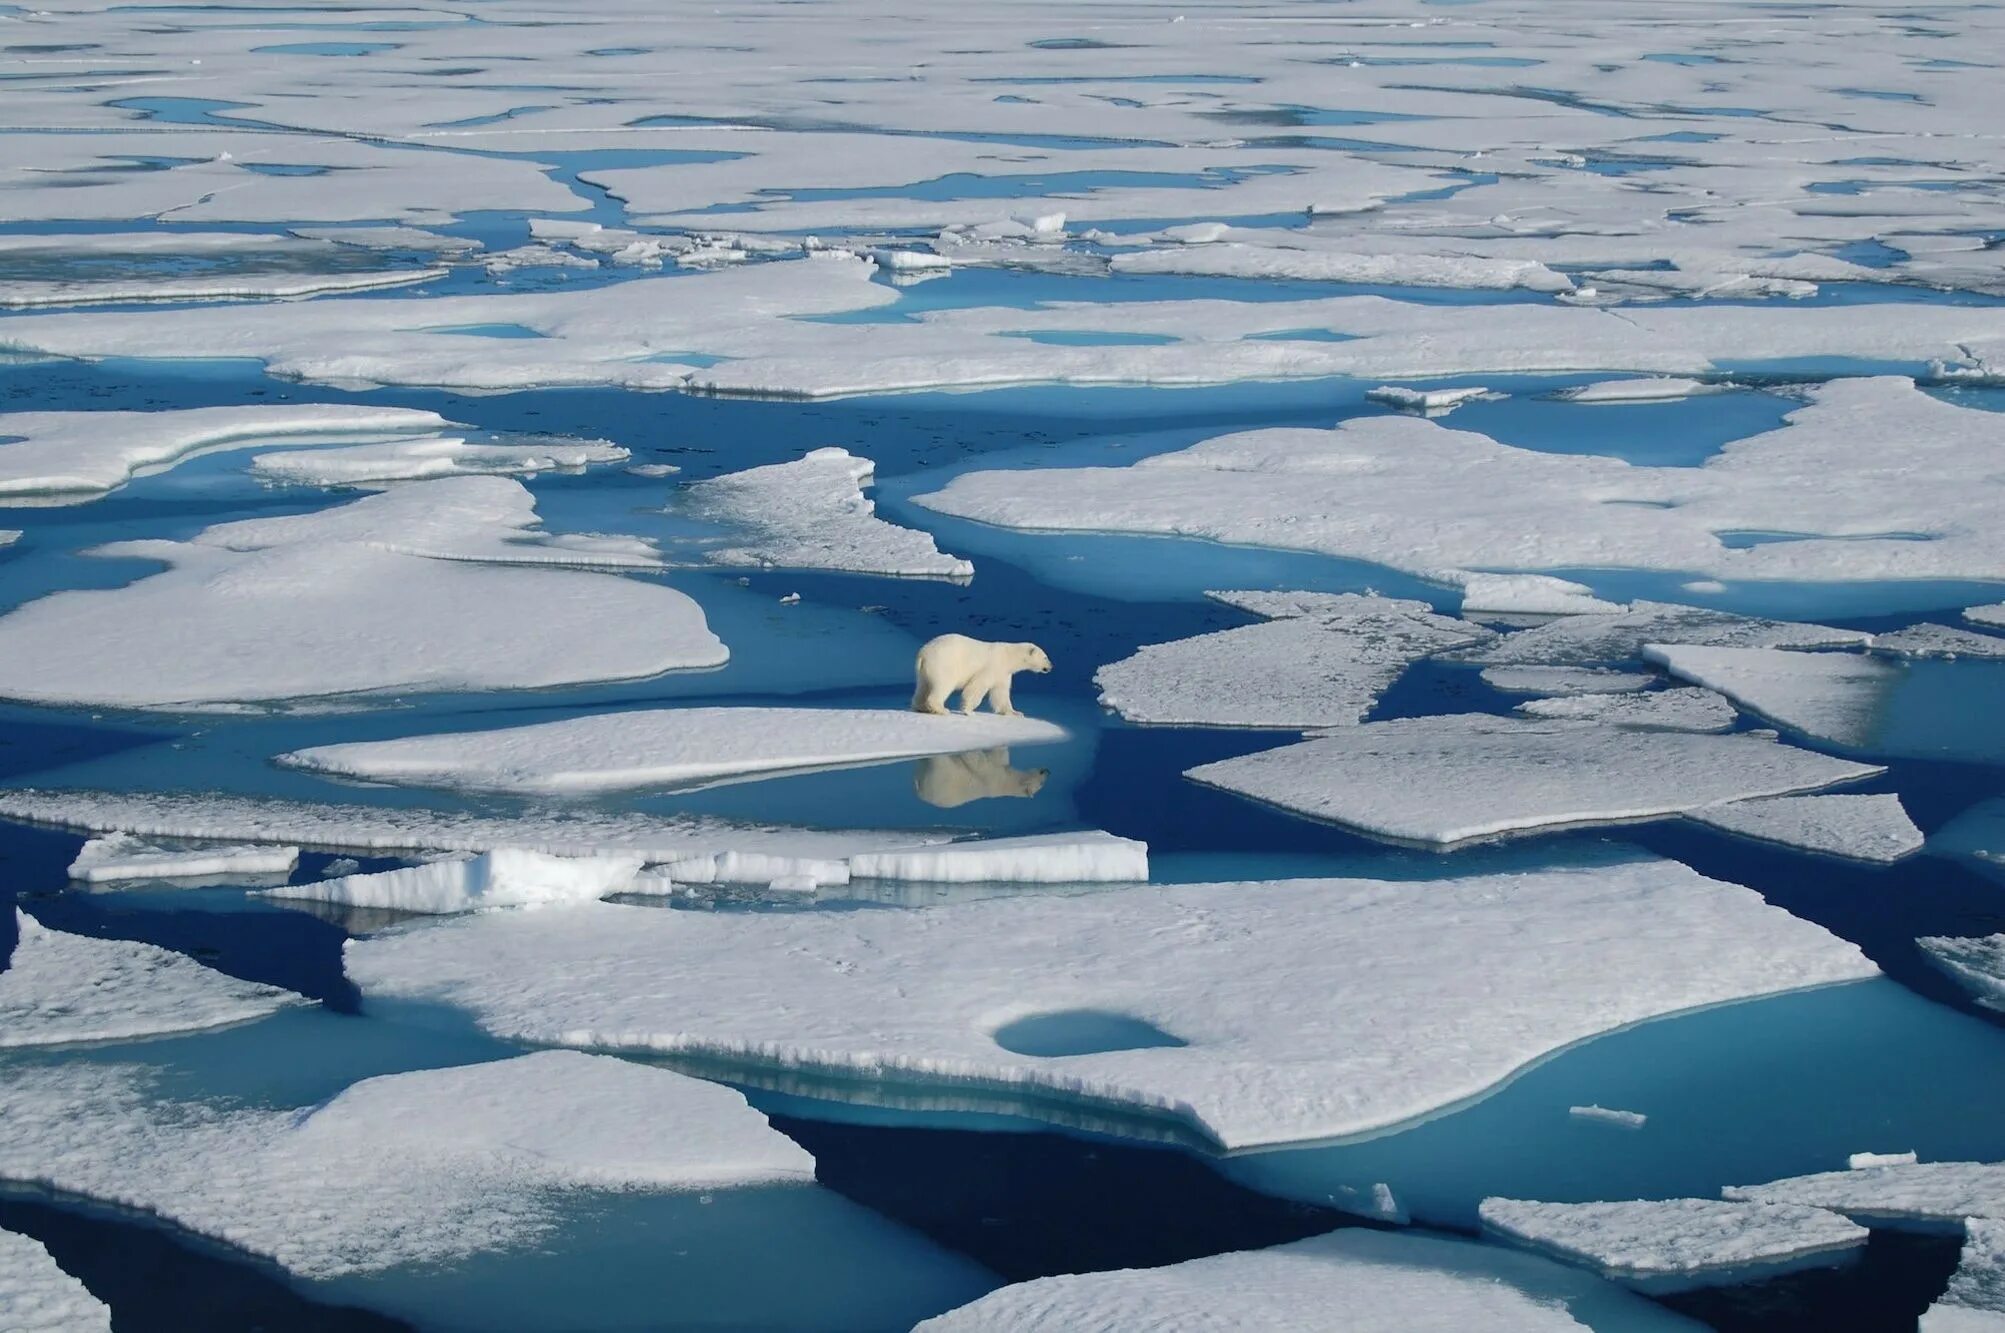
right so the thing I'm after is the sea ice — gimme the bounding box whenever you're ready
[248,436,628,486]
[1480,667,1656,696]
[280,707,1067,795]
[1871,624,2005,661]
[1093,592,1485,728]
[846,830,1148,884]
[1643,645,1895,749]
[0,909,298,1048]
[346,859,1874,1150]
[1684,793,1924,864]
[262,848,646,915]
[1926,1220,2005,1330]
[1366,384,1492,414]
[914,1228,1698,1332]
[1464,602,1869,669]
[1725,1162,2005,1230]
[1516,688,1737,733]
[67,832,300,884]
[0,1229,110,1333]
[1185,715,1878,847]
[1461,574,1625,617]
[1571,1106,1649,1129]
[1970,605,2005,632]
[1559,379,1724,404]
[1479,1198,1867,1289]
[1920,935,2005,1013]
[683,448,974,579]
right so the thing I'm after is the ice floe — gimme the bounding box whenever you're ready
[1920,935,2005,1013]
[1366,384,1492,414]
[263,848,645,915]
[346,859,1874,1150]
[682,448,974,579]
[1515,688,1737,733]
[67,832,300,884]
[1559,379,1724,404]
[1461,574,1625,618]
[1725,1161,2005,1230]
[1970,605,2005,632]
[280,707,1067,795]
[1685,793,1924,864]
[1465,602,1869,669]
[915,1228,1696,1332]
[0,478,724,709]
[846,830,1147,884]
[1093,592,1486,728]
[0,910,298,1048]
[1571,1106,1648,1130]
[0,1228,110,1333]
[1480,667,1655,696]
[1644,645,1893,750]
[1871,624,2005,661]
[1927,1220,2005,1331]
[1479,1197,1867,1289]
[1185,715,1877,847]
[248,436,628,486]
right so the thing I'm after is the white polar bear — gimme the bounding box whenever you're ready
[912,633,1052,716]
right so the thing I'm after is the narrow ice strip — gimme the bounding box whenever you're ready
[1462,574,1625,617]
[1872,624,2005,661]
[0,1052,814,1281]
[1517,688,1737,733]
[0,404,454,501]
[1110,244,1573,293]
[249,436,628,486]
[0,1228,110,1333]
[345,859,1874,1150]
[1926,1220,2005,1330]
[1479,1198,1867,1289]
[1559,378,1725,403]
[1725,1162,2005,1230]
[1094,593,1485,729]
[914,1227,1696,1332]
[1186,715,1878,848]
[0,910,298,1048]
[1571,1106,1648,1129]
[1481,667,1656,696]
[847,831,1147,884]
[1685,793,1924,864]
[1643,645,1895,750]
[68,832,299,883]
[1920,935,2005,1012]
[1465,602,1869,668]
[683,448,973,579]
[0,266,445,309]
[262,848,644,914]
[280,707,1066,795]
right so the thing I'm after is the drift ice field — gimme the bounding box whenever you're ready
[3,0,2005,1329]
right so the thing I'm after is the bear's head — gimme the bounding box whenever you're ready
[1021,643,1053,674]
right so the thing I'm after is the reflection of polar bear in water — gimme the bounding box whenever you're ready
[915,747,1048,808]
[911,633,1052,716]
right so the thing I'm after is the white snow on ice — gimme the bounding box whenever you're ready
[1685,793,1924,864]
[0,1229,110,1333]
[1481,1198,1867,1288]
[67,832,300,884]
[262,848,646,915]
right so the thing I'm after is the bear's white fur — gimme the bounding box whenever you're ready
[912,633,1051,717]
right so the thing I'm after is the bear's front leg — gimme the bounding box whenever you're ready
[989,678,1017,715]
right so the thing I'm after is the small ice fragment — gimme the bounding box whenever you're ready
[1851,1151,1919,1169]
[1367,384,1490,413]
[779,592,800,604]
[1571,1105,1648,1128]
[69,832,299,883]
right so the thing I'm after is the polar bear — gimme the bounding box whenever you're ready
[915,747,1049,808]
[912,633,1052,716]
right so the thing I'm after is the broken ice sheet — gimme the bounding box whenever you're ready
[1479,1197,1867,1291]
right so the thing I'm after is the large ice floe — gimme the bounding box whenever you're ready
[1683,793,1924,864]
[1094,592,1487,728]
[1928,1220,2005,1331]
[1478,1197,1868,1291]
[1724,1161,2005,1230]
[280,707,1067,795]
[914,1228,1698,1332]
[346,859,1874,1150]
[263,848,646,915]
[1643,645,1895,750]
[0,477,724,709]
[0,910,298,1048]
[1514,689,1737,734]
[1184,715,1878,848]
[0,1228,110,1333]
[682,448,975,579]
[67,832,299,884]
[247,436,629,486]
[1920,936,2005,1013]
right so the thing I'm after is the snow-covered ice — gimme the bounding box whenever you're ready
[1464,602,1869,669]
[1462,574,1625,618]
[1970,605,2005,632]
[1480,667,1656,697]
[1366,384,1492,414]
[0,910,298,1048]
[1871,624,2005,661]
[281,707,1067,795]
[1920,935,2005,1013]
[263,849,646,915]
[1644,645,1894,750]
[1853,1152,1920,1170]
[1685,793,1924,864]
[1516,688,1737,733]
[1571,1106,1649,1129]
[249,436,628,486]
[1927,1220,2005,1331]
[346,859,1874,1150]
[0,1229,110,1333]
[1185,715,1878,847]
[67,832,299,884]
[1560,379,1724,404]
[1480,1198,1867,1288]
[846,831,1147,884]
[1725,1162,2005,1230]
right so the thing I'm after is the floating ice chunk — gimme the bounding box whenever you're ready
[1872,623,2005,660]
[0,1052,813,1280]
[683,448,974,579]
[1095,592,1486,728]
[1643,645,1895,750]
[847,831,1147,884]
[1186,715,1877,848]
[249,436,627,486]
[347,859,1873,1150]
[1686,793,1923,864]
[0,404,454,501]
[1919,935,2005,1012]
[0,267,446,309]
[1517,688,1737,733]
[1462,574,1625,618]
[1571,1105,1648,1129]
[915,1227,1698,1332]
[1467,602,1869,668]
[1479,1197,1867,1289]
[292,226,478,254]
[281,707,1065,795]
[1481,667,1656,696]
[484,244,599,273]
[1852,1152,1920,1169]
[1367,384,1491,413]
[1726,1163,2005,1230]
[0,1228,110,1333]
[0,478,723,709]
[1112,244,1572,293]
[68,832,300,883]
[873,248,952,271]
[0,910,297,1048]
[1969,605,2005,632]
[1927,1220,2005,1330]
[1559,378,1725,403]
[263,848,645,915]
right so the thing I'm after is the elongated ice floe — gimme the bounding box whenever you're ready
[262,848,645,914]
[1920,935,2005,1012]
[1094,592,1486,729]
[915,1227,1696,1332]
[1516,688,1737,733]
[1926,1220,2005,1330]
[1685,793,1924,863]
[1479,1198,1867,1290]
[1725,1162,2005,1230]
[0,478,724,709]
[0,1052,814,1280]
[0,403,454,501]
[1559,378,1724,404]
[1643,645,1894,750]
[846,830,1147,884]
[1971,605,2005,632]
[684,448,974,579]
[0,266,445,310]
[1461,574,1625,618]
[68,832,300,884]
[1366,384,1491,414]
[0,1228,110,1333]
[1111,243,1573,293]
[345,859,1874,1150]
[1465,602,1869,669]
[248,436,628,486]
[280,707,1067,795]
[0,910,298,1048]
[1871,623,2005,661]
[1481,667,1655,696]
[1185,715,1878,848]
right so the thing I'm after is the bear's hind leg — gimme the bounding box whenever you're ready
[913,676,951,714]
